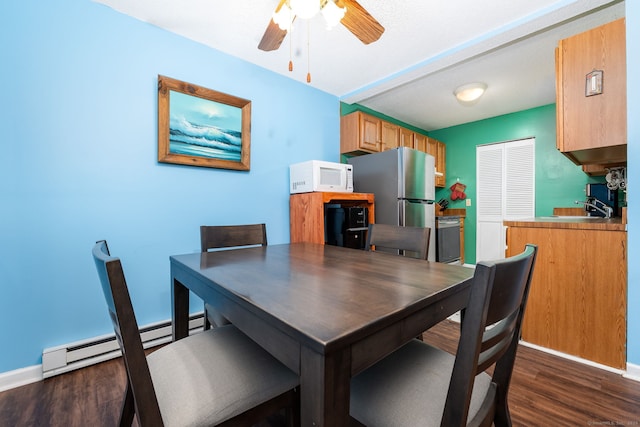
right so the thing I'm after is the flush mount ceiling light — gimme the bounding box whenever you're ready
[454,82,487,105]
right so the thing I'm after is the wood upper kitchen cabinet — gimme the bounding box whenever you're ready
[341,112,447,187]
[413,133,427,152]
[505,219,627,369]
[399,127,414,149]
[556,18,626,166]
[426,137,437,158]
[381,121,399,151]
[436,140,446,187]
[340,112,382,154]
[427,137,446,187]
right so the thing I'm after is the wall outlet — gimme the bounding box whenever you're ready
[466,198,472,207]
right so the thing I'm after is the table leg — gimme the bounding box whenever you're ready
[172,277,190,341]
[300,346,351,426]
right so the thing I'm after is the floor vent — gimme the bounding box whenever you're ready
[42,313,204,378]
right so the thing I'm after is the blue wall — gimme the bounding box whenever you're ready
[1,0,638,375]
[0,0,339,373]
[626,2,639,369]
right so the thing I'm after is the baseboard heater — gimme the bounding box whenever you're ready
[42,312,205,379]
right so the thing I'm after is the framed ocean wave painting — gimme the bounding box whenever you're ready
[158,75,251,170]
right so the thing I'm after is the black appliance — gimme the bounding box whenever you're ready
[585,183,618,217]
[436,216,461,264]
[326,206,369,249]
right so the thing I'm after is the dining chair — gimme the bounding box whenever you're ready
[364,223,431,260]
[350,244,538,427]
[200,223,267,329]
[92,240,299,427]
[365,222,432,341]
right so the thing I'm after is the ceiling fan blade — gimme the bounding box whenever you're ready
[258,19,288,51]
[258,0,289,51]
[336,0,384,45]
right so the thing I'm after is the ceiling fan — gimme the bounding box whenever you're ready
[258,0,385,52]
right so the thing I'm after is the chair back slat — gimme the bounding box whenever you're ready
[92,241,164,426]
[200,224,267,252]
[364,223,431,260]
[441,244,537,427]
[200,224,268,329]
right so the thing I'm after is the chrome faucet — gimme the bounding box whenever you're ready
[575,199,613,218]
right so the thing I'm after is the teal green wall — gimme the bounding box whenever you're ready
[429,104,605,264]
[342,103,609,264]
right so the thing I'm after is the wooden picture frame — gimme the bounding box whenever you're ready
[158,75,251,170]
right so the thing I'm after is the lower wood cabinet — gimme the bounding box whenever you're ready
[506,224,626,369]
[459,217,465,264]
[290,192,375,244]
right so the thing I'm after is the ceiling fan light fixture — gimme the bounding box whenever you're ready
[273,4,294,31]
[289,0,321,20]
[454,82,487,105]
[321,0,346,29]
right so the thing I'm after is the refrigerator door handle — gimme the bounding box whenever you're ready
[405,199,435,204]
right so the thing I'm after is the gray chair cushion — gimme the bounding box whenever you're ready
[148,325,298,427]
[351,339,491,427]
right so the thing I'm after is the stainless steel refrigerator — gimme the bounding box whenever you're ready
[348,147,436,261]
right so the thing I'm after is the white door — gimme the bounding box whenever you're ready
[476,138,535,262]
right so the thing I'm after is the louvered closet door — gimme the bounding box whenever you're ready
[476,138,535,262]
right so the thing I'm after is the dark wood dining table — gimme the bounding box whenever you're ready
[171,242,474,427]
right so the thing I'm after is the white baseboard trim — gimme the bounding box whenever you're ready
[1,313,205,393]
[0,365,43,393]
[445,313,638,381]
[624,363,640,382]
[520,340,627,376]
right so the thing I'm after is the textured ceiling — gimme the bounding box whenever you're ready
[94,0,625,130]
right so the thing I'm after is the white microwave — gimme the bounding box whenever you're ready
[289,160,354,194]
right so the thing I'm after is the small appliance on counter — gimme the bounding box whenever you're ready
[289,160,353,194]
[325,206,369,249]
[585,183,618,217]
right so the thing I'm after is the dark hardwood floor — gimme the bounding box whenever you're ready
[424,321,640,426]
[1,320,639,426]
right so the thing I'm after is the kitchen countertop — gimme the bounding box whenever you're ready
[436,206,466,217]
[504,216,626,231]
